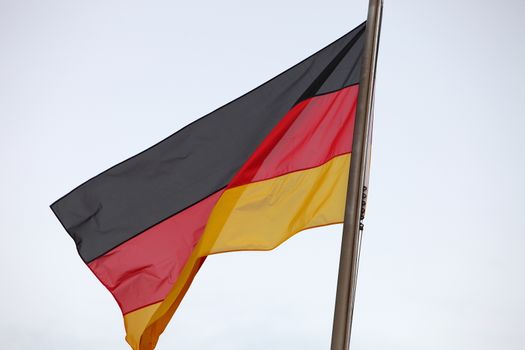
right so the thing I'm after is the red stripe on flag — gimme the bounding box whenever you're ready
[88,190,223,315]
[229,84,358,187]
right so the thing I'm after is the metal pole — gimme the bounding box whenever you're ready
[330,0,383,349]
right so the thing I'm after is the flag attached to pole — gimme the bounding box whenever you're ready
[51,22,365,350]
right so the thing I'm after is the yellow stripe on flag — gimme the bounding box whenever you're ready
[200,153,350,255]
[124,153,351,349]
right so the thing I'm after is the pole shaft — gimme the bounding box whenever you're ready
[330,1,383,349]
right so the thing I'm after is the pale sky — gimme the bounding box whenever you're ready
[1,0,525,349]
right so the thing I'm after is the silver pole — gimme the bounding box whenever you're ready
[330,0,383,349]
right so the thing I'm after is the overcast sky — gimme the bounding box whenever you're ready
[1,0,525,349]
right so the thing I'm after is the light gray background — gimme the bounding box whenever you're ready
[1,0,524,349]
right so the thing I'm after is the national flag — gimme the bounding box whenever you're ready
[51,22,365,350]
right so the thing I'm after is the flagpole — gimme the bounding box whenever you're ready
[330,0,383,349]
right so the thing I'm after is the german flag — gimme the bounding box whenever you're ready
[51,22,365,350]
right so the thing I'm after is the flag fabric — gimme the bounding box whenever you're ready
[51,22,365,350]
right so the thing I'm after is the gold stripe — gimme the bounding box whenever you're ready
[123,302,161,350]
[123,255,205,350]
[198,153,350,255]
[123,153,350,349]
